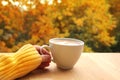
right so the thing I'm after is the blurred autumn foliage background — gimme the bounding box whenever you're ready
[0,0,119,52]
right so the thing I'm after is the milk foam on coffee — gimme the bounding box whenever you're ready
[50,38,84,46]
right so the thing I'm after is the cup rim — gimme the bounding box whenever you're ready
[49,38,84,46]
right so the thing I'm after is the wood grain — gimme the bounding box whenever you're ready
[1,53,120,80]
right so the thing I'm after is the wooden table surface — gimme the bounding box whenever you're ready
[0,53,120,80]
[17,53,120,80]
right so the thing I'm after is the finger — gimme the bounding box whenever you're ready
[37,62,50,69]
[41,62,50,67]
[41,55,51,62]
[34,45,41,54]
[34,45,47,55]
[41,48,50,55]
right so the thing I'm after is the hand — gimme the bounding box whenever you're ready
[34,45,51,69]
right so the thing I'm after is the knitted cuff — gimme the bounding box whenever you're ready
[0,44,42,80]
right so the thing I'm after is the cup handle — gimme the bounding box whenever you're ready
[40,45,54,62]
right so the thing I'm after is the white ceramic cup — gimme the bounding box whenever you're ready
[41,38,84,69]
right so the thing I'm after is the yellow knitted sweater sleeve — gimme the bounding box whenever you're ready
[0,44,42,80]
